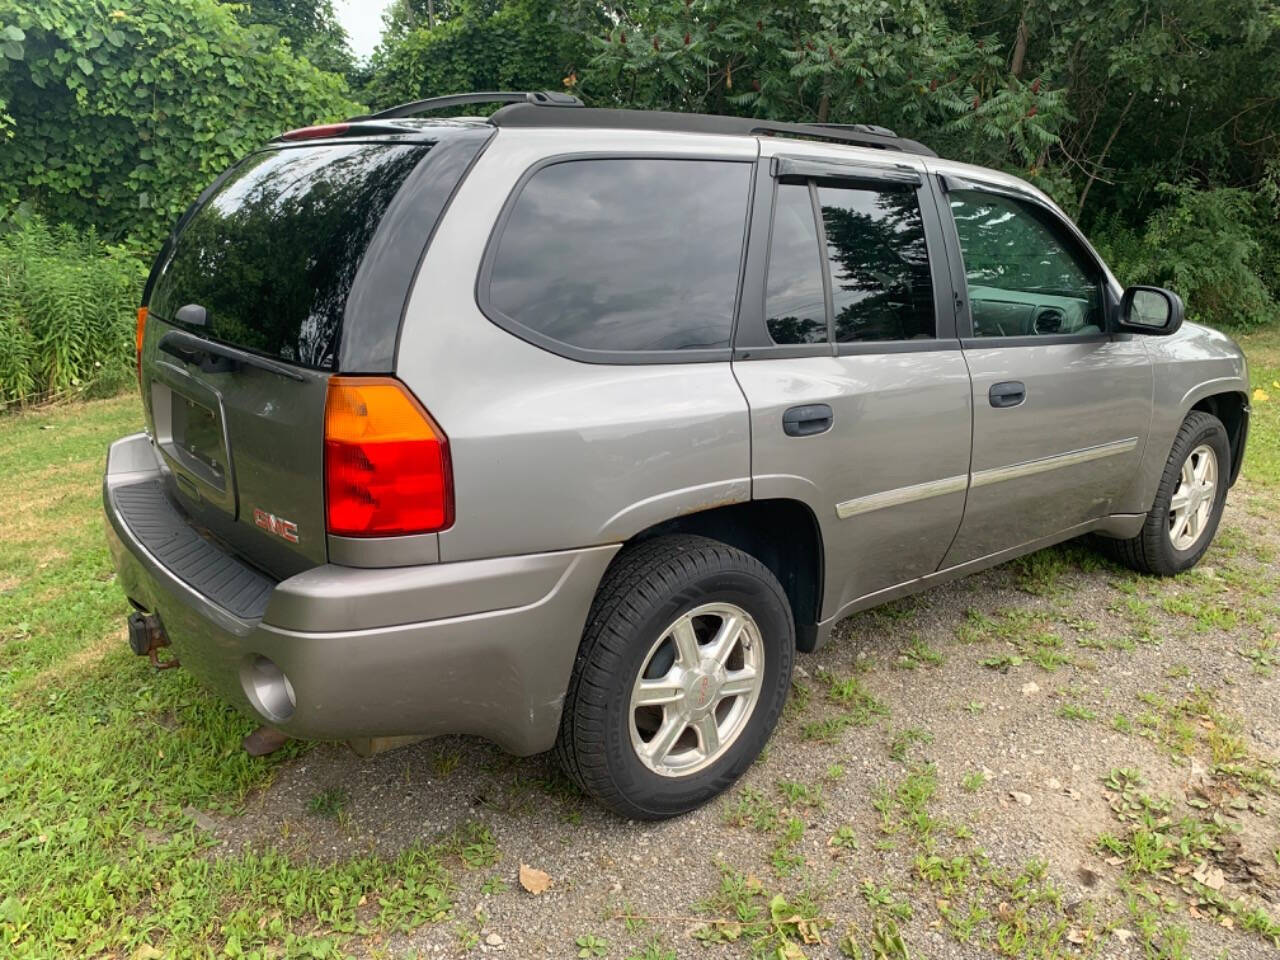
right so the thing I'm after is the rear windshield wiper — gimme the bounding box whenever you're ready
[157,329,306,382]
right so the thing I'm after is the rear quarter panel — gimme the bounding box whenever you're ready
[395,128,759,562]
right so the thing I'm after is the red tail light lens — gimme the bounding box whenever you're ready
[135,306,147,384]
[324,377,453,537]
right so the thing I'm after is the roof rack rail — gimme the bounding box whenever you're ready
[488,104,934,157]
[809,121,900,138]
[356,90,583,121]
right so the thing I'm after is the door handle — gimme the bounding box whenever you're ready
[989,381,1026,408]
[782,403,833,437]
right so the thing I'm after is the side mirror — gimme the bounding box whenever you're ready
[1118,286,1183,335]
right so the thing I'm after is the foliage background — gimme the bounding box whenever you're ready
[0,0,1277,404]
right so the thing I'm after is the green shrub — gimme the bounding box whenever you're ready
[0,214,144,406]
[0,0,359,248]
[1092,183,1279,331]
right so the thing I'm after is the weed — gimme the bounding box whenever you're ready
[625,939,676,960]
[980,653,1024,670]
[723,786,779,832]
[771,816,807,876]
[480,874,510,895]
[1057,702,1097,722]
[443,821,500,869]
[307,786,349,818]
[575,933,608,957]
[898,635,945,669]
[888,726,933,763]
[828,825,858,852]
[1239,635,1279,675]
[432,745,463,777]
[777,779,824,808]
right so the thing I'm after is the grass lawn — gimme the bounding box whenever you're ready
[1238,326,1280,486]
[1,326,1279,958]
[0,397,491,958]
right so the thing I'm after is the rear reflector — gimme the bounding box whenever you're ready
[135,306,147,384]
[324,377,453,537]
[281,123,351,141]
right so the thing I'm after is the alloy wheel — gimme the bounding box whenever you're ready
[628,602,765,777]
[1168,443,1218,551]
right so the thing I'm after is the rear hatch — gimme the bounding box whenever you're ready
[140,126,490,579]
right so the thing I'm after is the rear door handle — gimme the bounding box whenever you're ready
[989,381,1026,408]
[782,403,833,437]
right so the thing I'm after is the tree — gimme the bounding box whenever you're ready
[362,0,595,111]
[574,0,1279,328]
[584,1,1069,178]
[0,0,360,246]
[224,0,356,77]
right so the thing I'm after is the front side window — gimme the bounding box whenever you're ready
[486,158,751,354]
[949,190,1102,338]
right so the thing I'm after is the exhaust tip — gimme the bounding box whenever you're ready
[241,655,296,723]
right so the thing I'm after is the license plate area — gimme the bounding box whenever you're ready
[150,363,237,515]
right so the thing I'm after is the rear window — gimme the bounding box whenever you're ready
[148,143,428,370]
[484,158,752,357]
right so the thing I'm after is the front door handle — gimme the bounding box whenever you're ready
[782,403,833,437]
[989,381,1026,408]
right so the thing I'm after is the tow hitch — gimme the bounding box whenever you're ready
[127,611,180,670]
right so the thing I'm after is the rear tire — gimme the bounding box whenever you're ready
[556,535,794,820]
[1103,410,1229,576]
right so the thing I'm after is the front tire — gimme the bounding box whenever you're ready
[1105,410,1230,576]
[556,535,794,820]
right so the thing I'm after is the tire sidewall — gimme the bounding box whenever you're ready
[1152,417,1230,572]
[600,565,793,819]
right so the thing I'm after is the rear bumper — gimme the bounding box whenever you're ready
[103,433,618,755]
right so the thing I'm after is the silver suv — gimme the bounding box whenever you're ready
[104,92,1250,818]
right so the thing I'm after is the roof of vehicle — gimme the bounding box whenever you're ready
[333,90,936,157]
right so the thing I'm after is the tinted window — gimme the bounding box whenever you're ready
[149,143,427,370]
[818,183,935,342]
[487,158,751,353]
[765,183,828,345]
[949,190,1102,337]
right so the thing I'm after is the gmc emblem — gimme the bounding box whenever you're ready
[253,508,299,544]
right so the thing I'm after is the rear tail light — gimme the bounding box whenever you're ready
[324,376,453,537]
[135,306,148,384]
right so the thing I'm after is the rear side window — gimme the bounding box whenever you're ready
[485,158,752,356]
[763,178,935,345]
[148,143,429,370]
[819,183,934,342]
[765,183,827,345]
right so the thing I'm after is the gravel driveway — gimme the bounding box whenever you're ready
[198,481,1280,960]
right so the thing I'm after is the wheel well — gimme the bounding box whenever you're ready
[1191,391,1248,484]
[630,499,824,651]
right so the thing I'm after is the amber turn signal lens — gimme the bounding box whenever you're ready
[135,306,148,383]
